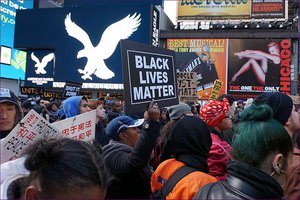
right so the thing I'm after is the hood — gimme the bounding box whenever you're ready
[63,96,82,118]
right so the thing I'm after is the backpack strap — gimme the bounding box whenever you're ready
[161,165,197,199]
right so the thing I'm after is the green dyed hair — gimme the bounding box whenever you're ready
[232,104,293,168]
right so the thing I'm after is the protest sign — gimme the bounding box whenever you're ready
[62,81,82,98]
[52,110,96,142]
[121,40,178,114]
[209,79,223,100]
[177,72,197,102]
[1,110,60,164]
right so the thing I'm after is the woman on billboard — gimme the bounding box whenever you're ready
[230,42,281,85]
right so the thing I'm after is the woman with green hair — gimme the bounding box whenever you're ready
[194,104,293,199]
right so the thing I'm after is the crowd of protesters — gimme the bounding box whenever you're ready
[1,87,299,200]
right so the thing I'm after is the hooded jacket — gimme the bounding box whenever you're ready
[102,119,161,199]
[62,96,82,118]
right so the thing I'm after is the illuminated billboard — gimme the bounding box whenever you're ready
[177,0,287,21]
[167,39,227,100]
[0,0,34,80]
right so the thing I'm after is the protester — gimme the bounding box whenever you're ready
[285,130,300,200]
[21,99,37,116]
[193,104,293,199]
[153,102,193,169]
[151,116,217,199]
[47,101,60,123]
[284,96,300,200]
[102,101,161,199]
[199,98,232,180]
[217,94,236,145]
[8,138,110,199]
[106,100,124,123]
[253,92,300,137]
[0,88,23,139]
[62,96,109,145]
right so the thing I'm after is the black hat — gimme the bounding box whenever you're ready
[21,99,37,109]
[253,92,293,125]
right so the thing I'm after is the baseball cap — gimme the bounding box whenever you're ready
[107,116,144,140]
[0,88,19,106]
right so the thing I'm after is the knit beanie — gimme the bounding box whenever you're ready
[168,102,191,120]
[199,98,229,126]
[253,92,293,125]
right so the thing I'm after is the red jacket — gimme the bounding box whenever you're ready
[208,133,232,180]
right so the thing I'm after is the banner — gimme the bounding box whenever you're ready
[251,0,286,19]
[121,40,178,114]
[177,72,197,102]
[167,39,227,100]
[1,110,60,164]
[178,0,251,20]
[177,0,287,21]
[20,87,62,99]
[52,110,96,142]
[227,39,291,99]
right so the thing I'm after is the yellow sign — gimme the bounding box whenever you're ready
[209,79,223,100]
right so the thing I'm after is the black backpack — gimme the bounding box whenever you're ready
[150,165,197,199]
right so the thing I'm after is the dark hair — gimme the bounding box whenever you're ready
[23,138,110,198]
[46,101,59,111]
[218,94,235,106]
[232,104,293,168]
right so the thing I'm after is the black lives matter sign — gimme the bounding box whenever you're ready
[121,40,178,114]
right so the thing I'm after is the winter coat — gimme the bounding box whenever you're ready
[151,159,216,200]
[208,130,232,180]
[193,160,285,200]
[102,120,161,199]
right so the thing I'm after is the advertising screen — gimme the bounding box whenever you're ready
[227,39,292,99]
[167,39,227,100]
[0,0,34,80]
[177,0,287,21]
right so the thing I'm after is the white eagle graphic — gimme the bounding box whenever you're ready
[64,12,141,80]
[31,52,54,74]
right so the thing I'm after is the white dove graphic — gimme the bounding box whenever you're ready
[64,12,141,80]
[31,52,54,74]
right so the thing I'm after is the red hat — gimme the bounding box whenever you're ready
[200,98,229,126]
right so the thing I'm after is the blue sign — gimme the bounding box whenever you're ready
[0,0,34,80]
[14,4,155,85]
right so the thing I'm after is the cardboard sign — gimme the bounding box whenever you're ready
[121,40,178,114]
[52,110,96,142]
[1,110,60,164]
[209,79,223,100]
[177,72,197,102]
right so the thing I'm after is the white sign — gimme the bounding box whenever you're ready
[1,110,60,164]
[52,110,96,142]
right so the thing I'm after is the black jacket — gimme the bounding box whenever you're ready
[102,120,161,199]
[193,160,284,200]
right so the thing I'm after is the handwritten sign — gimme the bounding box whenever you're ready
[52,110,96,142]
[1,110,60,164]
[209,79,223,100]
[177,72,197,102]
